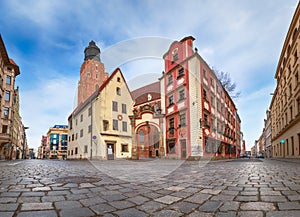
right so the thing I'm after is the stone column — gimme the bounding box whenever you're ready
[129,115,139,160]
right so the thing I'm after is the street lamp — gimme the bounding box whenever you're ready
[22,127,29,159]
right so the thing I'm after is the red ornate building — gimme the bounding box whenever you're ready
[130,81,165,158]
[161,36,241,159]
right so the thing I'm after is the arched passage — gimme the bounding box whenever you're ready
[136,124,159,158]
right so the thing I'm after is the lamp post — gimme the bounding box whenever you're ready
[22,127,29,159]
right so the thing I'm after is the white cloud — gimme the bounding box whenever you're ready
[2,0,299,150]
[20,76,77,148]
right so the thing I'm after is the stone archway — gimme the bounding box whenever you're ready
[136,124,159,158]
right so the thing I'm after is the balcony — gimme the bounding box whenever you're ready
[0,133,10,143]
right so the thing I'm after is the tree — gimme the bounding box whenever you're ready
[213,68,241,99]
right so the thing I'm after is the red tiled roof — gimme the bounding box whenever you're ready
[131,81,161,106]
[69,68,133,118]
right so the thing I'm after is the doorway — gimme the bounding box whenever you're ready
[107,143,115,160]
[137,124,159,158]
[180,140,187,159]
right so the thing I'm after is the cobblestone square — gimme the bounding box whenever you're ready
[0,158,300,216]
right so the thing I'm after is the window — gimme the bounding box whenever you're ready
[88,107,92,116]
[75,133,78,140]
[71,150,73,155]
[296,72,299,83]
[76,119,78,125]
[80,129,83,137]
[88,125,92,133]
[210,78,214,87]
[168,75,173,84]
[122,121,127,132]
[168,95,174,106]
[5,91,10,101]
[179,113,186,127]
[178,89,185,101]
[178,68,184,78]
[112,101,118,112]
[204,114,209,127]
[290,106,293,120]
[203,89,207,100]
[2,125,8,133]
[72,134,74,141]
[116,87,121,96]
[172,48,178,62]
[117,77,121,82]
[203,69,207,78]
[169,117,175,135]
[6,75,11,85]
[80,114,83,122]
[113,119,118,130]
[121,144,128,152]
[122,104,127,114]
[84,145,88,153]
[139,130,144,143]
[294,50,298,65]
[95,84,99,90]
[103,120,109,131]
[69,120,73,130]
[168,140,176,154]
[75,147,78,155]
[4,107,9,119]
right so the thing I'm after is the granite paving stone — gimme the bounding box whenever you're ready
[16,210,57,217]
[154,195,182,204]
[168,201,199,214]
[1,158,300,216]
[237,211,264,217]
[0,212,14,217]
[21,202,53,211]
[114,208,148,217]
[90,203,116,214]
[59,207,95,217]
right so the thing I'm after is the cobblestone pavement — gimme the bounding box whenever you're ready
[0,158,300,217]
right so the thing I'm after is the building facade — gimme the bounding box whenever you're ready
[161,36,241,159]
[270,2,300,158]
[0,35,27,160]
[264,110,272,158]
[68,41,133,160]
[130,81,165,159]
[46,125,68,159]
[68,68,133,160]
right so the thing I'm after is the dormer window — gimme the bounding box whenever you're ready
[172,48,178,62]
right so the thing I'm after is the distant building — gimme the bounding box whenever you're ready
[0,35,26,160]
[270,2,300,158]
[46,125,68,159]
[38,135,47,159]
[264,110,272,158]
[160,36,241,159]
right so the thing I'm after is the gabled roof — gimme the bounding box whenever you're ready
[131,81,161,106]
[0,35,20,76]
[69,68,132,118]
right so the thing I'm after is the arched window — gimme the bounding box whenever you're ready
[139,130,144,143]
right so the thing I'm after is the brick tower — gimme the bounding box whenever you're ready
[77,40,108,106]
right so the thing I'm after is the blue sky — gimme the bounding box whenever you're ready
[0,0,298,150]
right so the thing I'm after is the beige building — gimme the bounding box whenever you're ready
[68,68,133,160]
[270,2,300,158]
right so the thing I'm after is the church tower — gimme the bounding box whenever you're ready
[77,40,108,105]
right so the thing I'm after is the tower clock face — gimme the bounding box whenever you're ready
[147,93,152,101]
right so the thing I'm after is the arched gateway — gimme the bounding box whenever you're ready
[136,124,160,158]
